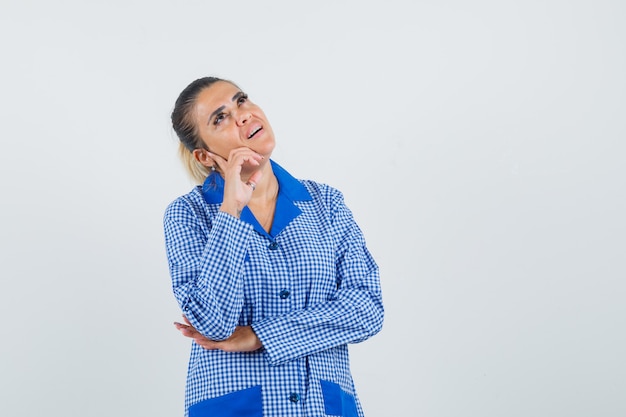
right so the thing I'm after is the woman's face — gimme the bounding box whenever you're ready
[193,81,276,161]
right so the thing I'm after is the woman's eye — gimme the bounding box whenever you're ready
[237,94,248,105]
[214,114,225,125]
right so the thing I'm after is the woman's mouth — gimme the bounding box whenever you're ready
[248,126,262,139]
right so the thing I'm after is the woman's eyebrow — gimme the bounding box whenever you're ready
[208,105,225,124]
[232,91,245,102]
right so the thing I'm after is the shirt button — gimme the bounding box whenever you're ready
[289,393,301,403]
[279,289,291,299]
[268,241,278,250]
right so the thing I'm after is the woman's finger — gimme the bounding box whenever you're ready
[206,152,227,171]
[227,148,263,167]
[248,170,263,187]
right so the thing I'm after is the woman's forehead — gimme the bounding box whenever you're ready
[199,81,240,104]
[194,82,241,117]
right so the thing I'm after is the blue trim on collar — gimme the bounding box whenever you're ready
[270,160,312,202]
[201,170,226,204]
[201,160,312,237]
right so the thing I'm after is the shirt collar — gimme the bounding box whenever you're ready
[201,160,312,237]
[269,160,312,202]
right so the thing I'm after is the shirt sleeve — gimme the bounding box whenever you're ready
[251,190,384,366]
[164,198,254,341]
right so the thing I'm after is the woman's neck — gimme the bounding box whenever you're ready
[246,162,278,204]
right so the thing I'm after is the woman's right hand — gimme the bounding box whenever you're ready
[208,148,264,218]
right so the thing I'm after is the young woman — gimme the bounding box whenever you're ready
[164,77,384,417]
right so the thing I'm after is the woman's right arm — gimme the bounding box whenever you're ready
[165,148,263,341]
[164,199,253,341]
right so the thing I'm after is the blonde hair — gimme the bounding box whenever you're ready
[178,142,211,184]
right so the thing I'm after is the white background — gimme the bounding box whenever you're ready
[1,1,625,416]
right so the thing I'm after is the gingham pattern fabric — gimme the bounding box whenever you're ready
[164,161,383,417]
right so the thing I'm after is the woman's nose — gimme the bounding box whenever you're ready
[236,111,251,126]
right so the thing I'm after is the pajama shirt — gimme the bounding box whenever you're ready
[164,161,383,417]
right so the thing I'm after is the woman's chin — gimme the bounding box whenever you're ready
[249,141,275,160]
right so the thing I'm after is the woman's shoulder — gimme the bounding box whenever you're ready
[301,178,338,195]
[164,186,205,220]
[271,160,341,201]
[300,179,346,209]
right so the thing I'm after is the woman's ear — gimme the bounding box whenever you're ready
[192,149,214,168]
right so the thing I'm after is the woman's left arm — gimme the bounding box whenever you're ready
[250,192,384,366]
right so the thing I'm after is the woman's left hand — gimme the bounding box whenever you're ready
[173,316,263,352]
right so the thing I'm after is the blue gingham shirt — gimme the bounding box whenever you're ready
[164,161,384,417]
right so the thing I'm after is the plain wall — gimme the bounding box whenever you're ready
[1,1,624,416]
